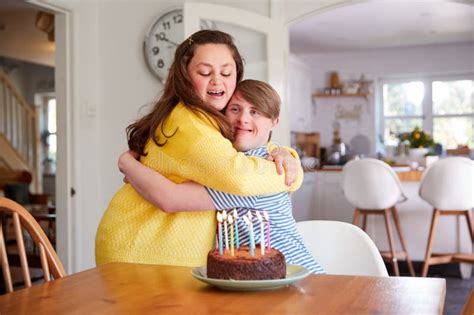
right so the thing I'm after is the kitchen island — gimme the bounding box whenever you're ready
[291,166,472,278]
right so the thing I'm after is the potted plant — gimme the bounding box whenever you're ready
[398,127,435,164]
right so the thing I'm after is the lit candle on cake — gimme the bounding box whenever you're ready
[263,210,270,250]
[222,210,229,251]
[256,211,265,256]
[233,208,239,249]
[217,212,223,256]
[247,211,255,251]
[243,215,254,257]
[228,215,234,257]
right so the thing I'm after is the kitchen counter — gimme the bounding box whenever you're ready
[305,165,422,181]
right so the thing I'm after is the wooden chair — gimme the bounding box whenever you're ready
[2,171,56,245]
[419,157,474,277]
[0,197,65,293]
[342,158,416,277]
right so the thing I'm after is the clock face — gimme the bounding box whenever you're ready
[144,8,184,83]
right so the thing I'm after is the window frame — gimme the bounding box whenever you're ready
[377,73,474,150]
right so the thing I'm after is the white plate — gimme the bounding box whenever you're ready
[191,264,311,291]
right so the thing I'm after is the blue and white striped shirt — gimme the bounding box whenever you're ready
[205,146,325,274]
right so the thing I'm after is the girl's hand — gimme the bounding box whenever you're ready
[267,147,297,186]
[118,150,140,182]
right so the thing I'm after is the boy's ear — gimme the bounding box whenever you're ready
[271,118,280,129]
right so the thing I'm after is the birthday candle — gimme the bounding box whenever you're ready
[256,211,265,256]
[217,212,223,256]
[243,215,254,257]
[233,208,239,248]
[222,210,229,250]
[228,215,234,257]
[247,211,255,250]
[263,210,270,250]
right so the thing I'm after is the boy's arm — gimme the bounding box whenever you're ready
[119,151,215,212]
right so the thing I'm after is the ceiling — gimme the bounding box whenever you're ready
[289,1,474,54]
[0,0,55,66]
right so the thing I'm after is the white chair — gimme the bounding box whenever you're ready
[342,158,415,276]
[296,220,388,276]
[419,157,474,277]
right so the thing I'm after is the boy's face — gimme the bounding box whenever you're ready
[225,92,278,152]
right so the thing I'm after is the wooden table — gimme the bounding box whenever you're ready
[0,263,446,314]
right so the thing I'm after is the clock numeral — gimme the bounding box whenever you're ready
[155,32,166,41]
[163,21,171,30]
[173,14,183,24]
[152,47,159,55]
[157,59,164,68]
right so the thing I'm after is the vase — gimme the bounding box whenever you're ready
[408,148,429,165]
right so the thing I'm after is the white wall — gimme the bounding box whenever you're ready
[288,55,314,132]
[33,0,277,272]
[290,42,474,153]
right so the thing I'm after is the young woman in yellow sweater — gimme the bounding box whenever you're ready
[95,30,303,267]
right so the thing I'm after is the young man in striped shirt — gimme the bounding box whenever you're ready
[119,80,324,273]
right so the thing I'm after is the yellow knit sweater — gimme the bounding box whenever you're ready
[95,102,303,267]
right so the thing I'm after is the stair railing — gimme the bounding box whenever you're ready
[0,69,40,186]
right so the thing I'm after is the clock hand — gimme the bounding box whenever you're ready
[162,37,179,47]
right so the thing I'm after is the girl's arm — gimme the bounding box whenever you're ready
[119,151,214,212]
[120,150,260,213]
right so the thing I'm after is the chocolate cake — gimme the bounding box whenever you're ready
[207,245,286,280]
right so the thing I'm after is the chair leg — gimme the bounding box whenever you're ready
[465,210,474,243]
[362,213,368,232]
[391,207,416,277]
[421,209,441,277]
[383,208,399,276]
[353,209,361,226]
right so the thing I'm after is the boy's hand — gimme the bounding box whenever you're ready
[267,147,297,186]
[118,150,140,183]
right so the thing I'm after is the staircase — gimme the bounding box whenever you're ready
[0,69,40,192]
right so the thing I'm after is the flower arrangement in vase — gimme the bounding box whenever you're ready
[398,127,435,165]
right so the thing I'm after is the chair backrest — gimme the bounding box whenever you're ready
[342,158,406,209]
[0,197,65,293]
[419,157,474,210]
[296,220,389,277]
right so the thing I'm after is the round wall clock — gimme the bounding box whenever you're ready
[143,7,184,83]
[143,8,215,83]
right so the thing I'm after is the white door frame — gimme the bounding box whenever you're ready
[27,0,75,273]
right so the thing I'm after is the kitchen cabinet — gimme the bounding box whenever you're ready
[291,172,317,222]
[314,171,354,223]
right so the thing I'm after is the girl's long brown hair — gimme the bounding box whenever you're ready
[127,30,244,156]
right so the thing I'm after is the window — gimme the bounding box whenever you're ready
[36,94,57,174]
[45,98,57,162]
[380,76,474,149]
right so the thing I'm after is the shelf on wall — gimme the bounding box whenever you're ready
[312,92,369,98]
